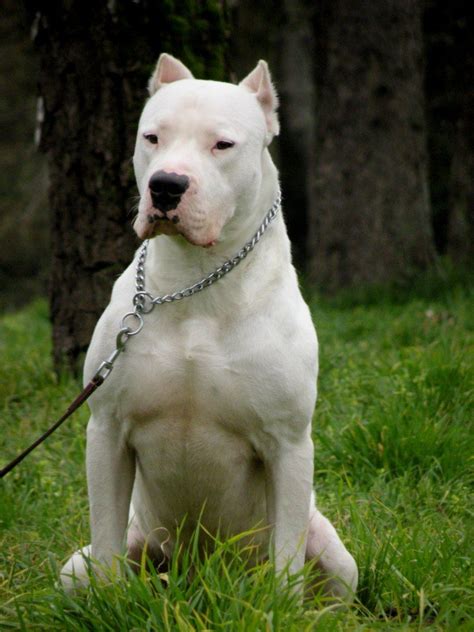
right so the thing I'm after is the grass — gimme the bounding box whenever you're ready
[1,265,473,630]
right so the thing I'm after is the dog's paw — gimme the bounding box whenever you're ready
[60,545,93,593]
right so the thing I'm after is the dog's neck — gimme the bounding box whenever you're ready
[143,151,288,297]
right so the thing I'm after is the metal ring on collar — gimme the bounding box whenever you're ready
[133,291,155,314]
[120,311,144,336]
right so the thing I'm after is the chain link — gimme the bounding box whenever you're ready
[134,191,281,309]
[93,192,281,383]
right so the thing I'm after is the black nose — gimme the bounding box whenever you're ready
[149,170,190,213]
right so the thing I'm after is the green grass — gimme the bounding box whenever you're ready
[1,268,473,630]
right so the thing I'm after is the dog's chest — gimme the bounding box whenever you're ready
[119,309,272,511]
[121,309,258,427]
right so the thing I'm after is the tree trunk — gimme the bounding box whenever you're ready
[229,0,315,264]
[447,90,474,263]
[0,0,49,311]
[423,0,474,262]
[277,0,315,264]
[308,0,435,291]
[28,1,227,373]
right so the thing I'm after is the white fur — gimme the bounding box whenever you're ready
[61,55,357,600]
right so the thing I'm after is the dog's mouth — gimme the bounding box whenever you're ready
[147,212,180,227]
[143,213,181,238]
[136,210,217,248]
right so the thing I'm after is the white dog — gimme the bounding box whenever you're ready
[61,54,357,599]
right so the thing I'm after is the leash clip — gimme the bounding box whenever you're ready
[92,346,123,382]
[93,310,145,383]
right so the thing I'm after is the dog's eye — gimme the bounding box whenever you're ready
[214,140,235,150]
[144,133,158,145]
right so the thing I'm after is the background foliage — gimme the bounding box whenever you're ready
[1,0,472,313]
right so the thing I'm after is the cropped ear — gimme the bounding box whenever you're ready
[239,60,280,142]
[148,53,194,95]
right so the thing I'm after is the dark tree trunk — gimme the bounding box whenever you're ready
[229,0,315,264]
[277,0,315,265]
[308,0,435,291]
[424,0,474,261]
[0,0,49,311]
[28,1,227,373]
[447,90,474,263]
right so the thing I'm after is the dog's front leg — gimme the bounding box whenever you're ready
[86,415,135,569]
[265,436,314,578]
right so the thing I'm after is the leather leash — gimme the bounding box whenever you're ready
[0,376,104,479]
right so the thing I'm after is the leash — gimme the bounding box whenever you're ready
[0,193,281,479]
[0,377,104,478]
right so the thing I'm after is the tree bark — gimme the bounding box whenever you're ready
[229,0,315,264]
[423,0,474,262]
[308,0,435,291]
[447,89,474,263]
[28,1,227,373]
[277,0,315,265]
[0,0,49,311]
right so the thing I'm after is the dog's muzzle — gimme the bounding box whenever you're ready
[149,170,190,214]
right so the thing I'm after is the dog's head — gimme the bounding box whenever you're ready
[133,54,279,247]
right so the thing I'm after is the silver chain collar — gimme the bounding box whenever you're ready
[93,192,281,381]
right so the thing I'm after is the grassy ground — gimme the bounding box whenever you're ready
[1,266,473,630]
